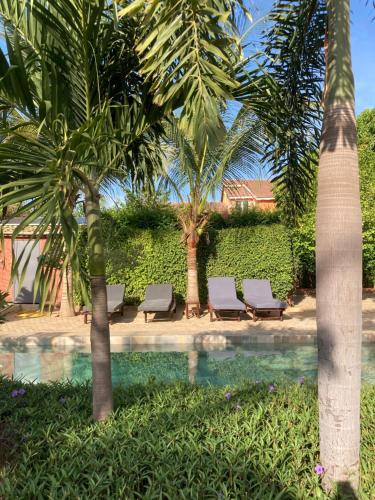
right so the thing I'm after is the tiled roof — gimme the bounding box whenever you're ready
[1,217,86,236]
[222,179,274,200]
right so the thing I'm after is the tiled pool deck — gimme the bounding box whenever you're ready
[1,294,374,350]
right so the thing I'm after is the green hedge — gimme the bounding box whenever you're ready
[292,110,375,288]
[99,222,293,303]
[209,207,281,229]
[104,228,187,303]
[199,225,293,301]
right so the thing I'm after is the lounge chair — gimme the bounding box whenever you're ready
[242,279,287,321]
[208,277,246,322]
[138,284,176,323]
[83,284,125,324]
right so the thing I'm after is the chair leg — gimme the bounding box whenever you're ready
[84,312,88,324]
[237,312,241,321]
[209,308,214,322]
[144,312,147,323]
[109,313,113,325]
[280,310,283,321]
[253,310,257,322]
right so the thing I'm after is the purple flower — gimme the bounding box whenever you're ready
[225,392,232,401]
[268,384,276,393]
[18,388,27,396]
[298,376,305,385]
[314,464,325,475]
[11,389,19,398]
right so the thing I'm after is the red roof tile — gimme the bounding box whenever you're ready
[222,180,274,200]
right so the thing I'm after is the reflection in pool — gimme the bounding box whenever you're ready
[1,344,375,386]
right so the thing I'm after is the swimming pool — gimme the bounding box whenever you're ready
[1,343,375,386]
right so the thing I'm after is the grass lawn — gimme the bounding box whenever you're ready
[0,377,374,499]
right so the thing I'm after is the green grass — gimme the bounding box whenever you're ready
[0,378,374,499]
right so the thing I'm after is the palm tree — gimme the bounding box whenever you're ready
[164,115,262,307]
[0,0,254,420]
[316,0,362,491]
[250,0,362,491]
[0,0,164,420]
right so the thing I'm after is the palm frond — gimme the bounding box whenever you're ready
[244,0,326,222]
[120,0,252,153]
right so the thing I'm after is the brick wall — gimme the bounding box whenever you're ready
[0,238,13,301]
[222,197,276,212]
[257,200,276,211]
[0,236,62,305]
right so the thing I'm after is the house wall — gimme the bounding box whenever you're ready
[0,236,62,305]
[221,195,276,212]
[256,200,276,211]
[221,191,231,206]
[0,238,13,301]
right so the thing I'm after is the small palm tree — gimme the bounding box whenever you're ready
[1,0,254,420]
[163,115,262,307]
[0,0,164,420]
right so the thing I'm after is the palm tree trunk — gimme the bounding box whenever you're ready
[85,186,113,421]
[186,235,200,304]
[59,266,75,317]
[188,351,198,384]
[316,0,362,491]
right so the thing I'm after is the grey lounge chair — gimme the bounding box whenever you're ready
[138,284,176,323]
[208,277,246,322]
[83,284,125,324]
[243,279,287,321]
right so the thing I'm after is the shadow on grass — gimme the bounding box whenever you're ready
[334,482,359,500]
[0,375,322,499]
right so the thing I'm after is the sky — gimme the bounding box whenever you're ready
[1,1,372,113]
[351,0,375,113]
[251,0,375,114]
[0,1,373,205]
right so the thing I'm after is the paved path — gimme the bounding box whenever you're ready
[1,294,374,349]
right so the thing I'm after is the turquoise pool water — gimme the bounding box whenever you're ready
[1,343,375,386]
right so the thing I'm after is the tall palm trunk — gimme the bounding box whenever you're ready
[85,186,113,421]
[316,0,362,491]
[186,232,200,304]
[188,351,198,384]
[59,266,75,317]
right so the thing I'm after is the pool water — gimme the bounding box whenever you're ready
[1,344,375,386]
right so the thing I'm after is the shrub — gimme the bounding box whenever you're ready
[209,207,281,229]
[0,377,374,498]
[291,110,375,288]
[199,225,293,301]
[99,223,293,303]
[0,291,7,309]
[103,227,187,303]
[103,203,178,231]
[358,110,375,287]
[0,291,8,322]
[291,213,316,288]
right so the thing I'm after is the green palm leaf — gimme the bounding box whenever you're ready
[120,0,252,153]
